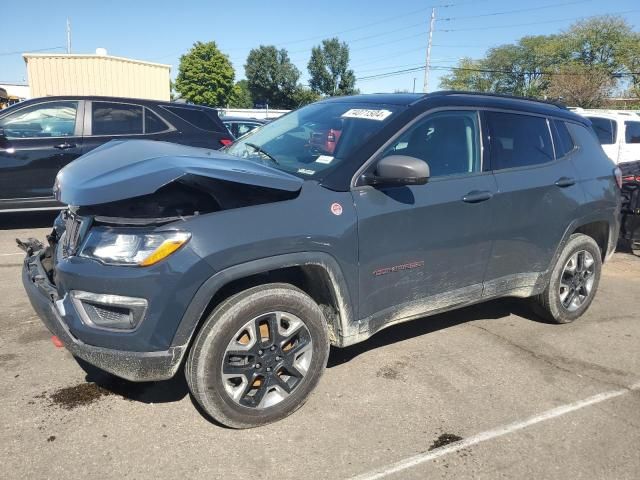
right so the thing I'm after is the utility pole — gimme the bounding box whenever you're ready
[423,8,436,93]
[412,77,416,93]
[66,18,71,54]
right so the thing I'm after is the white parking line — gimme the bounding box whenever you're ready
[349,382,640,480]
[0,252,22,257]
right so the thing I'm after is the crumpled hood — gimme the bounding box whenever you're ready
[54,139,304,206]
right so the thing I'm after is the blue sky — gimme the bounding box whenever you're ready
[1,0,639,95]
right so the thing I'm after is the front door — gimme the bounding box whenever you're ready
[0,100,83,203]
[353,110,496,324]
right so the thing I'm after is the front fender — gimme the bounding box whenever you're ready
[170,252,356,348]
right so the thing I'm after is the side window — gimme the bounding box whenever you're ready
[551,120,576,158]
[0,101,78,138]
[587,116,616,145]
[384,110,481,178]
[625,121,640,144]
[162,106,223,132]
[486,111,553,170]
[92,102,143,135]
[237,122,258,137]
[224,122,238,137]
[144,108,168,134]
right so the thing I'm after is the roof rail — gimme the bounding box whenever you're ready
[428,90,568,110]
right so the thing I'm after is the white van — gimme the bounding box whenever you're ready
[573,109,640,164]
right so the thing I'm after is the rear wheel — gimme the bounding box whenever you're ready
[186,283,329,428]
[534,234,602,324]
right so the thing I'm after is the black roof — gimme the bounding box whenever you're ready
[319,90,589,125]
[10,95,215,110]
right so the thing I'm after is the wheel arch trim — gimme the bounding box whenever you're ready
[171,252,355,348]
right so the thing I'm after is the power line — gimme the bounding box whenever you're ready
[439,0,594,21]
[0,46,65,56]
[357,64,640,82]
[438,9,640,32]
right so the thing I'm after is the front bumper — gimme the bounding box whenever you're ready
[22,249,186,381]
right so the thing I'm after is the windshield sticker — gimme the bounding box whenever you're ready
[297,168,316,175]
[315,155,334,164]
[341,108,393,121]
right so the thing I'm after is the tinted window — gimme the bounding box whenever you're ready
[92,102,143,135]
[552,120,576,158]
[237,122,260,137]
[163,106,222,132]
[625,121,640,144]
[587,116,616,145]
[0,101,77,138]
[384,110,481,177]
[145,108,168,134]
[486,112,553,170]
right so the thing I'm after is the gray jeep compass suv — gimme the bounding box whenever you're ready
[22,92,621,428]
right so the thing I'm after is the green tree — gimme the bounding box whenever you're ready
[439,58,493,92]
[245,46,301,109]
[565,15,632,73]
[175,41,235,107]
[308,38,357,96]
[440,15,637,103]
[291,87,321,107]
[227,80,253,108]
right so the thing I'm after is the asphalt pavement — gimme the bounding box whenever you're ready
[1,213,638,479]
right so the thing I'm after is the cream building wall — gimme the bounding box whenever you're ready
[23,53,171,101]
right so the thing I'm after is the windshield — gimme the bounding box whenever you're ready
[225,102,401,179]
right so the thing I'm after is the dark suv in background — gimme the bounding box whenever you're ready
[0,96,232,212]
[22,92,621,428]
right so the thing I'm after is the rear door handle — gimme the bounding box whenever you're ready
[554,177,576,188]
[54,142,76,150]
[462,190,493,203]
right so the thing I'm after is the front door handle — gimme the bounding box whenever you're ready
[554,177,576,188]
[54,142,76,150]
[462,190,493,203]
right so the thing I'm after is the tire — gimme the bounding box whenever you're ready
[534,234,602,324]
[186,283,329,428]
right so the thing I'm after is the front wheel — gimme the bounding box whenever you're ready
[534,234,602,324]
[186,283,329,428]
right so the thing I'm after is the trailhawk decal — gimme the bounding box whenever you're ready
[373,261,425,277]
[341,108,393,121]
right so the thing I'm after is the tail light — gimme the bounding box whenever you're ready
[219,138,233,147]
[614,167,622,189]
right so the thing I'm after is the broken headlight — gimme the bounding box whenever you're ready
[79,228,190,266]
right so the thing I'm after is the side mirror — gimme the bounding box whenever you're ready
[362,155,430,187]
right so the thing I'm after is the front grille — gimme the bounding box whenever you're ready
[62,211,83,258]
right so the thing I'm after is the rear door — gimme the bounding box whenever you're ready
[482,111,583,296]
[353,109,496,322]
[0,100,83,203]
[81,100,173,154]
[620,120,640,163]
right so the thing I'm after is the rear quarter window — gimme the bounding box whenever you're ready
[162,106,224,132]
[551,120,576,158]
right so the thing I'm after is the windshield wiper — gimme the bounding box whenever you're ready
[245,142,280,166]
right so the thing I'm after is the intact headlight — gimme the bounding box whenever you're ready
[79,228,191,266]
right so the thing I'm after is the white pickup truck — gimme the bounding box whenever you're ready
[573,109,640,164]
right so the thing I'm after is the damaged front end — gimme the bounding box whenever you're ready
[20,139,305,381]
